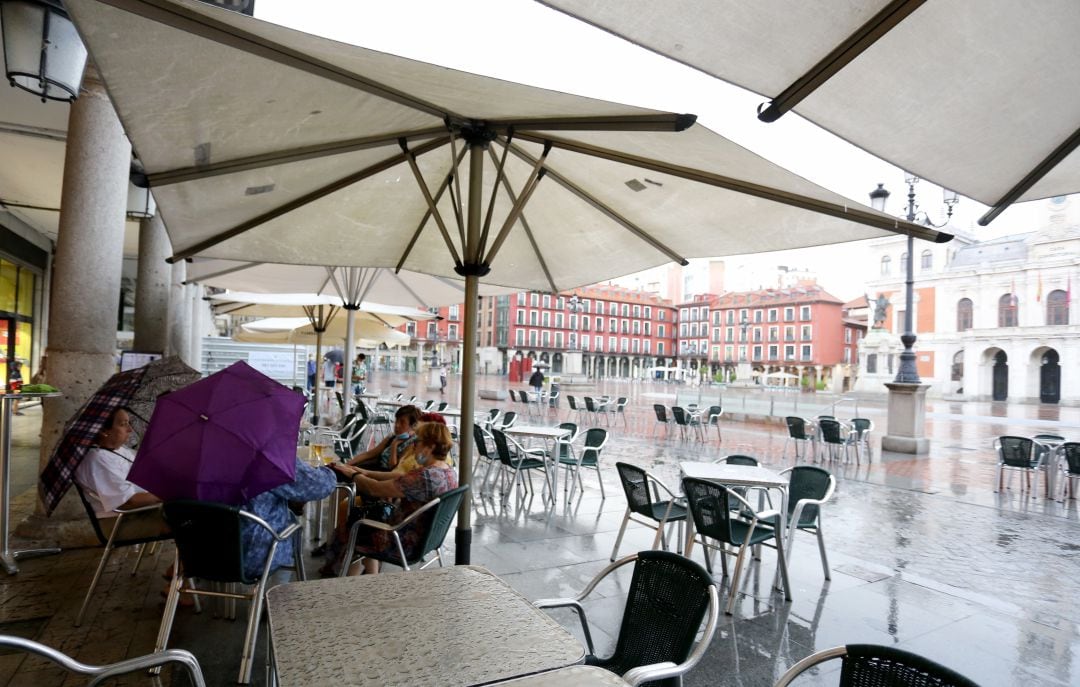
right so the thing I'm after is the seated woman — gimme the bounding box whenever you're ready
[327,422,457,575]
[348,405,422,471]
[73,407,164,538]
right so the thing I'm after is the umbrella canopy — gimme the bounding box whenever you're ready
[66,0,946,564]
[235,317,411,348]
[39,356,200,515]
[187,259,516,310]
[128,361,303,505]
[208,292,437,327]
[541,0,1080,224]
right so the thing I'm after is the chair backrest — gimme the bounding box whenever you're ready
[422,400,435,410]
[997,435,1035,467]
[616,397,628,410]
[556,422,578,458]
[567,395,578,410]
[436,401,449,411]
[490,429,515,466]
[724,454,758,466]
[486,408,500,425]
[0,636,207,687]
[818,419,844,445]
[682,477,736,546]
[839,644,980,687]
[472,424,492,459]
[355,401,371,422]
[1063,442,1080,475]
[162,500,253,585]
[583,396,597,412]
[706,405,722,424]
[615,462,661,517]
[580,428,608,464]
[499,410,517,429]
[519,390,531,404]
[671,406,688,426]
[786,465,832,526]
[507,389,517,402]
[652,404,668,422]
[850,418,873,437]
[72,481,112,546]
[607,550,716,678]
[785,416,809,440]
[415,485,470,561]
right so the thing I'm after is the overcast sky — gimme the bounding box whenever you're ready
[253,0,1047,300]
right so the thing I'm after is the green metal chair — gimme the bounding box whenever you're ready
[491,428,550,502]
[560,427,607,500]
[0,635,206,687]
[682,476,791,616]
[848,418,874,463]
[535,551,719,687]
[705,405,723,442]
[994,435,1047,496]
[783,416,814,461]
[157,500,302,684]
[337,485,469,576]
[817,419,854,463]
[610,462,686,561]
[774,644,980,687]
[778,465,835,580]
[1058,442,1080,501]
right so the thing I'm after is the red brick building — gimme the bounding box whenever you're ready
[474,285,677,378]
[707,285,862,390]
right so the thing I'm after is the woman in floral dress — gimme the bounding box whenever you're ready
[330,422,457,574]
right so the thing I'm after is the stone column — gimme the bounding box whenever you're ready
[188,283,203,371]
[133,214,171,352]
[32,68,132,539]
[168,260,191,364]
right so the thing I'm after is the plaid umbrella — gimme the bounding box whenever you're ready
[39,357,201,515]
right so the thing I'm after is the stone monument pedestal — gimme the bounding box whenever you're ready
[882,382,931,454]
[563,351,583,376]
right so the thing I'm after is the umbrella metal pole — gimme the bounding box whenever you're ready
[343,308,356,417]
[455,141,486,566]
[313,331,323,426]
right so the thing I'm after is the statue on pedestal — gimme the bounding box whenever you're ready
[871,294,889,329]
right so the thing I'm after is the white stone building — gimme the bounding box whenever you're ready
[861,196,1080,404]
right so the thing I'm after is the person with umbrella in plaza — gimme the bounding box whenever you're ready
[129,361,336,579]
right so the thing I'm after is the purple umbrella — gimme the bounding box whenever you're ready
[129,361,304,505]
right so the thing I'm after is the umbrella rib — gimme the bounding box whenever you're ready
[148,127,446,186]
[447,130,468,253]
[979,124,1080,226]
[756,0,925,122]
[183,260,262,285]
[484,145,559,294]
[94,0,455,120]
[399,139,463,268]
[479,132,515,260]
[485,113,697,133]
[169,136,448,262]
[505,140,690,266]
[387,270,430,309]
[513,131,950,244]
[394,146,469,273]
[317,268,336,298]
[482,144,552,268]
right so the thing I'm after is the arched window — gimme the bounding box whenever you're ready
[957,298,973,331]
[880,255,891,276]
[998,293,1018,327]
[951,350,964,382]
[1047,289,1069,325]
[921,249,933,271]
[900,252,908,274]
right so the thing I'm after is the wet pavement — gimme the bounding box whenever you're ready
[1,373,1078,686]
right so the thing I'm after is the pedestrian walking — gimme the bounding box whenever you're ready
[439,366,447,395]
[306,355,316,390]
[529,368,544,395]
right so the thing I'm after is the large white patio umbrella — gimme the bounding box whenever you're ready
[542,0,1080,225]
[209,292,434,421]
[66,0,946,564]
[234,317,411,348]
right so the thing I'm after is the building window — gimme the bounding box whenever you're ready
[881,255,891,276]
[555,332,563,348]
[622,304,630,316]
[784,326,795,342]
[517,293,526,305]
[541,331,550,346]
[515,329,524,346]
[594,316,602,332]
[784,307,794,321]
[785,345,795,361]
[581,315,589,331]
[998,293,1018,327]
[801,344,812,361]
[844,327,851,343]
[800,305,811,321]
[843,347,851,363]
[530,293,539,307]
[556,296,565,310]
[643,306,651,318]
[957,298,973,331]
[542,294,550,308]
[530,311,538,326]
[726,310,735,325]
[754,310,763,323]
[529,330,537,346]
[542,312,550,327]
[752,345,762,361]
[768,345,778,360]
[516,310,525,325]
[643,340,651,354]
[633,305,641,317]
[556,312,564,328]
[657,341,665,355]
[448,324,458,340]
[633,320,640,334]
[867,353,877,373]
[768,309,778,322]
[1047,289,1069,325]
[644,322,651,336]
[725,327,733,342]
[803,325,813,341]
[658,324,665,338]
[768,326,778,342]
[921,249,933,271]
[752,327,761,342]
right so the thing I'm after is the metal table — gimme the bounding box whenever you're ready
[490,666,629,686]
[1,391,62,574]
[680,461,790,597]
[267,565,584,686]
[506,425,573,502]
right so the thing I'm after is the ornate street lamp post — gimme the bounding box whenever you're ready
[869,178,957,384]
[565,294,586,376]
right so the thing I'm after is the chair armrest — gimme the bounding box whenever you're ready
[113,502,165,516]
[349,495,441,535]
[623,661,679,687]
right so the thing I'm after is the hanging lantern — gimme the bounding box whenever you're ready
[126,181,156,220]
[0,0,87,102]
